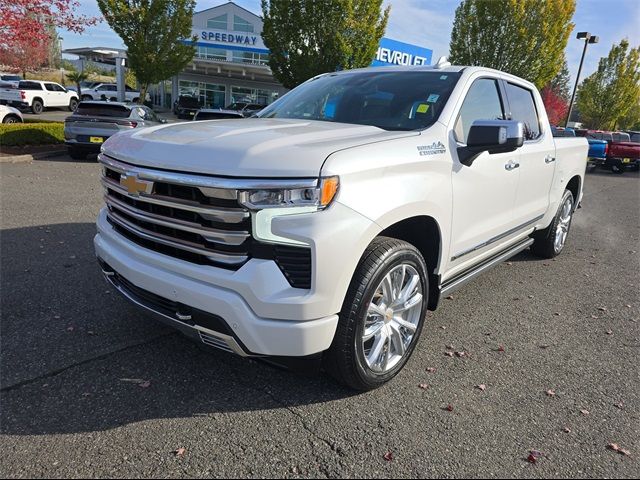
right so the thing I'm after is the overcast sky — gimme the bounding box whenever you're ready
[62,0,640,86]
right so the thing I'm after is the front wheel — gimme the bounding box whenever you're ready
[610,160,625,174]
[69,98,78,111]
[324,237,428,391]
[2,114,21,124]
[531,190,575,258]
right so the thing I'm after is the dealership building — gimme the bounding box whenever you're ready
[65,1,432,110]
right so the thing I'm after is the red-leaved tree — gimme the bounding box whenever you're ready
[541,85,569,126]
[0,1,100,74]
[0,35,50,78]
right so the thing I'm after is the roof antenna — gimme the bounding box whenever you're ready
[434,56,451,69]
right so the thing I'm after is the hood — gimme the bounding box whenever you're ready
[101,118,418,177]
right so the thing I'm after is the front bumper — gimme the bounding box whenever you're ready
[95,201,379,356]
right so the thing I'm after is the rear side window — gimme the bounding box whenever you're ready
[630,133,640,143]
[18,81,42,90]
[505,83,541,140]
[454,78,505,143]
[612,132,630,142]
[75,103,131,117]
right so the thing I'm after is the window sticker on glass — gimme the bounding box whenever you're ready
[427,93,440,103]
[440,75,448,80]
[416,103,429,113]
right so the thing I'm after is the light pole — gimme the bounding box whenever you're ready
[58,36,64,84]
[565,31,599,127]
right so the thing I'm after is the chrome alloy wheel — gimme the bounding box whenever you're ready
[554,195,574,253]
[361,264,423,373]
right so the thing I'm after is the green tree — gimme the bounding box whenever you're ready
[261,0,389,89]
[97,0,196,104]
[576,39,640,130]
[66,70,89,97]
[449,0,575,89]
[549,58,571,101]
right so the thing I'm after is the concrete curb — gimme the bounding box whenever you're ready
[0,149,67,163]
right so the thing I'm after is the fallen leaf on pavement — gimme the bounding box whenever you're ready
[496,345,505,352]
[445,404,454,412]
[383,451,393,462]
[455,351,466,357]
[445,295,454,300]
[445,351,454,357]
[546,389,556,397]
[564,427,571,433]
[426,367,436,373]
[66,326,74,332]
[138,381,151,388]
[598,306,607,312]
[418,383,429,390]
[606,330,613,335]
[475,384,486,391]
[580,409,590,415]
[175,448,186,457]
[608,443,631,456]
[528,450,544,464]
[615,402,624,409]
[446,344,454,350]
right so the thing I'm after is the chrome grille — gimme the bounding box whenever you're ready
[100,155,252,268]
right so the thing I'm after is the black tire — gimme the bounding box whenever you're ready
[81,95,93,101]
[531,189,575,259]
[2,114,21,124]
[31,99,43,114]
[109,96,117,102]
[323,236,429,391]
[610,160,625,174]
[69,98,78,111]
[68,147,87,160]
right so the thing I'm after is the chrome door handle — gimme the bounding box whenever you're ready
[505,161,520,171]
[545,155,556,163]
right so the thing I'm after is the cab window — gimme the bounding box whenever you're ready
[505,82,541,140]
[454,78,505,143]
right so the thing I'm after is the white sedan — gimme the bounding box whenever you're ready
[0,104,23,123]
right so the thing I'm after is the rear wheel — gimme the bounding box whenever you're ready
[81,94,93,101]
[324,237,428,391]
[68,147,87,160]
[531,190,574,258]
[610,160,625,174]
[68,98,78,111]
[31,99,43,114]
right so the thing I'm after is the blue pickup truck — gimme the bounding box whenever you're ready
[574,130,608,171]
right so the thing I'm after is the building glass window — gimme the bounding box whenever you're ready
[231,50,269,66]
[196,45,228,61]
[207,14,227,30]
[179,80,226,109]
[231,86,279,106]
[233,15,254,32]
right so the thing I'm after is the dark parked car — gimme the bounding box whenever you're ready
[172,95,202,119]
[64,101,165,160]
[193,102,264,121]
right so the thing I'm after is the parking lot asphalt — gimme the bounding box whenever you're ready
[1,157,638,478]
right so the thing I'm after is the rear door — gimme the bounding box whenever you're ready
[502,80,556,226]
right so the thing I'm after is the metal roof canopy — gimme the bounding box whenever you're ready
[64,47,127,102]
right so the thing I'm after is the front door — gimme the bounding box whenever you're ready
[449,77,521,271]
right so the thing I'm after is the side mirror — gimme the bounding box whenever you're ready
[457,120,524,166]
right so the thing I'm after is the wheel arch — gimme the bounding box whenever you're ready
[566,175,581,206]
[32,96,44,106]
[377,215,443,310]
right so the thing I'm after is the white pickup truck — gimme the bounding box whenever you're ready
[95,63,588,390]
[79,83,147,103]
[0,80,79,114]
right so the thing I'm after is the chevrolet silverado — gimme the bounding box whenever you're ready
[95,63,588,390]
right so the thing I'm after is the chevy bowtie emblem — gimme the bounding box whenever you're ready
[120,173,153,196]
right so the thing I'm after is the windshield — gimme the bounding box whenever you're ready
[257,70,462,131]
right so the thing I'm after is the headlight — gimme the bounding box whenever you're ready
[239,176,339,247]
[239,176,339,210]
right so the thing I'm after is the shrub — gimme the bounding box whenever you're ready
[0,122,64,146]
